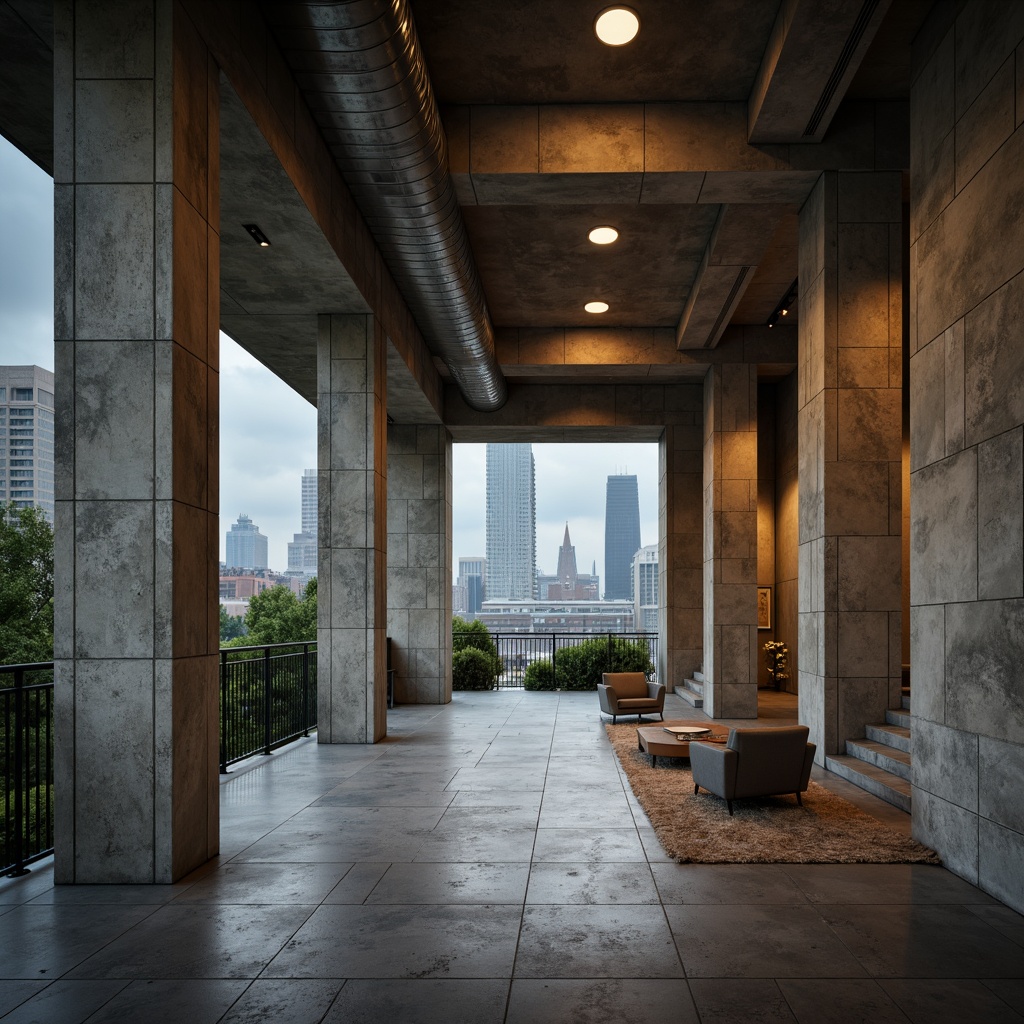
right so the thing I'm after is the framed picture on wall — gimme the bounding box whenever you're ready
[757,586,772,630]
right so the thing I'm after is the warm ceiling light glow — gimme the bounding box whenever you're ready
[594,6,640,45]
[585,301,610,313]
[588,225,619,245]
[243,223,271,247]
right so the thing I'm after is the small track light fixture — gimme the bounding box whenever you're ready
[243,223,271,247]
[767,279,798,328]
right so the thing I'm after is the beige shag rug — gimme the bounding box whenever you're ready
[606,723,940,864]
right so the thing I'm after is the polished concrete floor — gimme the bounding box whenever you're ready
[1,690,1023,1023]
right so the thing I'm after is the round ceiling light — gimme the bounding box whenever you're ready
[585,301,610,313]
[594,6,640,45]
[588,225,619,245]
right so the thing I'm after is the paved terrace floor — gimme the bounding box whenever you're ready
[2,691,1023,1023]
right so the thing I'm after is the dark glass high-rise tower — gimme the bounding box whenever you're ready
[604,474,641,600]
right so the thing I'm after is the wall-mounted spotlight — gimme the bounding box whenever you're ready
[595,6,640,45]
[243,223,271,247]
[767,278,798,328]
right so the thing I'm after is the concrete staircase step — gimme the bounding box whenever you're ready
[885,707,911,729]
[674,680,703,708]
[692,670,705,684]
[845,738,911,780]
[825,754,912,813]
[865,722,911,753]
[901,694,911,710]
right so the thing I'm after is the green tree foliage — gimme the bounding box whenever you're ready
[219,604,247,643]
[0,503,54,665]
[451,616,500,686]
[229,581,317,648]
[452,647,496,690]
[553,637,654,691]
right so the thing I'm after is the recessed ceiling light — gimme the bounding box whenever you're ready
[588,225,619,245]
[594,6,640,45]
[243,223,271,247]
[585,301,610,313]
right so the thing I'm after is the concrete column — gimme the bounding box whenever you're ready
[658,423,703,687]
[386,425,453,704]
[317,314,388,742]
[798,171,903,761]
[53,0,220,883]
[702,364,759,718]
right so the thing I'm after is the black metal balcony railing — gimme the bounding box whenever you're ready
[219,642,317,772]
[1,643,318,876]
[1,662,54,877]
[456,631,659,688]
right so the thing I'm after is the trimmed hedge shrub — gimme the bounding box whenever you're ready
[452,615,501,687]
[452,647,497,690]
[553,637,654,691]
[523,659,555,690]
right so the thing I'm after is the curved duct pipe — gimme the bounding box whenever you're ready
[276,0,507,411]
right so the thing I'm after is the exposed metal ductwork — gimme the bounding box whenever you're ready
[266,0,507,412]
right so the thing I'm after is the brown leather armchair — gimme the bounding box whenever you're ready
[598,672,665,723]
[690,725,816,815]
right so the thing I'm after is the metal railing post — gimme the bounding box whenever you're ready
[263,647,273,756]
[302,643,310,736]
[10,667,28,877]
[551,633,557,683]
[219,650,229,774]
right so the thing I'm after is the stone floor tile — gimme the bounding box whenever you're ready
[322,863,391,904]
[637,827,674,862]
[0,905,157,979]
[218,979,345,1024]
[879,978,1024,1023]
[776,979,910,1023]
[982,980,1024,1014]
[506,978,698,1023]
[263,904,522,979]
[232,828,426,863]
[537,795,636,829]
[514,905,683,978]
[26,883,186,906]
[652,863,811,905]
[782,863,999,905]
[818,903,1024,978]
[531,827,646,862]
[447,790,543,810]
[666,904,867,978]
[170,862,352,905]
[0,980,128,1024]
[66,904,315,980]
[435,805,542,830]
[366,861,530,905]
[687,979,797,1023]
[81,979,250,1024]
[0,868,57,906]
[0,981,48,1018]
[322,979,509,1023]
[965,904,1024,947]
[525,861,659,905]
[413,826,539,862]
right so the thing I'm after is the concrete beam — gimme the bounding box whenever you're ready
[445,100,908,206]
[676,205,789,349]
[748,0,893,144]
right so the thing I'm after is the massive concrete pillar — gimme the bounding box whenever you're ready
[702,364,759,718]
[53,0,220,882]
[317,314,388,742]
[798,171,903,761]
[386,425,453,704]
[658,422,703,687]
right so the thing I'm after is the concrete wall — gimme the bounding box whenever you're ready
[774,371,800,693]
[910,2,1024,912]
[756,384,777,688]
[387,425,453,705]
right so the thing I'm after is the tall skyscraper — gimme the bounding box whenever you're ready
[457,557,486,616]
[632,544,659,631]
[288,469,318,577]
[485,443,536,600]
[0,365,55,523]
[604,474,641,600]
[225,513,269,570]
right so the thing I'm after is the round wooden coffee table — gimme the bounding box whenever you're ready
[636,724,730,766]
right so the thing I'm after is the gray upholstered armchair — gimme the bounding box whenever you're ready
[598,672,665,723]
[690,725,816,815]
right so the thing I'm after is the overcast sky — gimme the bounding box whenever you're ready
[1,135,658,579]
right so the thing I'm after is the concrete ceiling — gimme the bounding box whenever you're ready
[0,0,935,425]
